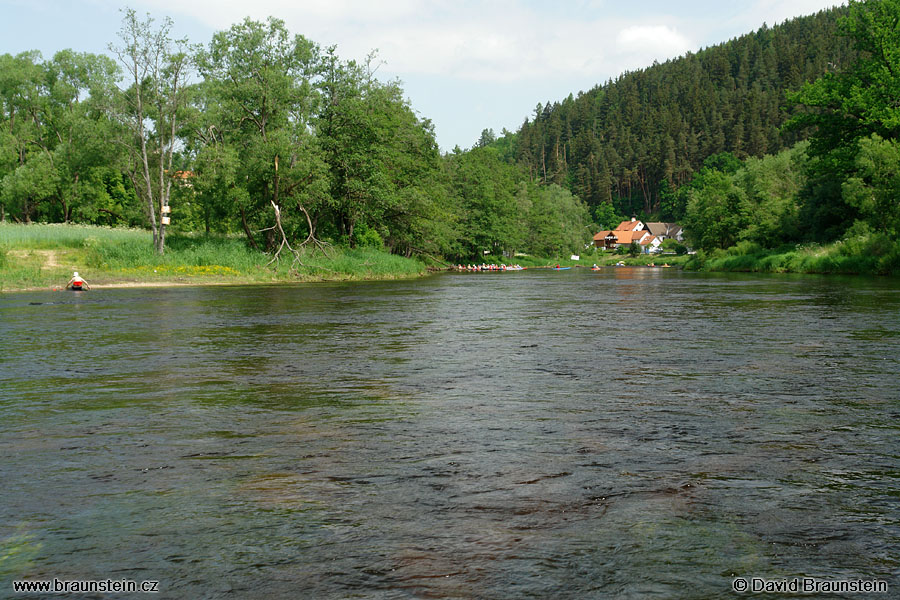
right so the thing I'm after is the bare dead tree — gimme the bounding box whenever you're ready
[261,201,302,272]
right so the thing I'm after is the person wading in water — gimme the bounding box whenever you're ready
[65,272,91,291]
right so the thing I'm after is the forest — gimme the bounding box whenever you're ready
[1,0,898,272]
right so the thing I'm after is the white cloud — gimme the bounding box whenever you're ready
[119,0,837,86]
[117,0,698,83]
[617,25,693,58]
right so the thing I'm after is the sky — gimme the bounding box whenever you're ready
[2,0,845,152]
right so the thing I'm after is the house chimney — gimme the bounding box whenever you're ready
[631,217,636,222]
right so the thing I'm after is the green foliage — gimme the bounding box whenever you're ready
[195,17,324,252]
[444,146,523,258]
[702,152,743,175]
[476,128,496,148]
[684,170,750,250]
[686,236,900,275]
[841,135,900,234]
[661,238,688,255]
[592,202,626,230]
[351,223,384,249]
[787,1,900,164]
[0,49,122,225]
[657,180,686,222]
[735,144,807,246]
[442,148,592,260]
[785,1,900,243]
[299,247,425,278]
[0,154,58,221]
[680,142,813,252]
[525,184,592,258]
[317,54,443,254]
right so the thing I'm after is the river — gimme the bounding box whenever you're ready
[1,268,898,598]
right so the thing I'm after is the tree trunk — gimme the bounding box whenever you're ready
[240,207,260,251]
[158,214,166,254]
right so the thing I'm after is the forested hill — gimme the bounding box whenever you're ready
[504,6,855,217]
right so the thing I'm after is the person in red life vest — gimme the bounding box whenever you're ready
[66,271,91,291]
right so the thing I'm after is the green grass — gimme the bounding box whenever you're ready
[299,247,427,279]
[0,222,150,248]
[0,223,427,291]
[685,237,900,276]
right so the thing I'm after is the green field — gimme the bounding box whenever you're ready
[0,223,427,292]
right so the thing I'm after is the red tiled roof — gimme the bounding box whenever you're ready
[615,220,641,231]
[613,230,649,244]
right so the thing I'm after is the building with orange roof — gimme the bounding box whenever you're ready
[593,219,653,250]
[615,218,645,232]
[640,235,662,253]
[592,230,617,249]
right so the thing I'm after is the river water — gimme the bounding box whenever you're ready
[1,268,898,599]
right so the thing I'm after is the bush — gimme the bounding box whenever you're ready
[662,237,689,255]
[352,224,384,249]
[728,240,763,256]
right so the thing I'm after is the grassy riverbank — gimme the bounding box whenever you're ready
[0,223,427,292]
[684,238,900,276]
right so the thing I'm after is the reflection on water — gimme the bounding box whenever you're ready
[1,269,899,598]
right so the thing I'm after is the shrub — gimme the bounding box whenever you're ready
[728,240,763,256]
[352,224,385,249]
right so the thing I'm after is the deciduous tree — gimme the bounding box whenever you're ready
[109,8,192,253]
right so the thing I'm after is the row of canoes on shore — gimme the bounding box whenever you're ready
[453,263,672,272]
[454,264,526,271]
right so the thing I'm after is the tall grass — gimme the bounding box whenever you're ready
[268,247,425,280]
[0,222,149,248]
[686,236,900,276]
[92,234,266,273]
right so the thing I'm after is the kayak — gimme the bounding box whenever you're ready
[553,267,571,270]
